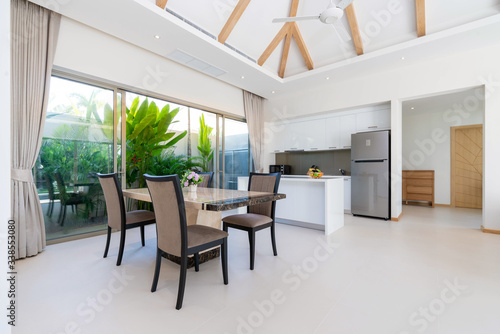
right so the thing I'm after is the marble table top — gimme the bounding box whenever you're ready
[122,187,286,211]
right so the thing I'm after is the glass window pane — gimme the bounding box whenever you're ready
[222,118,251,190]
[36,77,115,241]
[124,93,189,190]
[190,108,217,173]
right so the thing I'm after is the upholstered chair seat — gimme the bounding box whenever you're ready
[145,174,228,310]
[97,173,156,266]
[125,210,156,225]
[222,172,281,270]
[222,213,273,228]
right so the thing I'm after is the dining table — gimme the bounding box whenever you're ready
[122,187,286,265]
[122,186,286,229]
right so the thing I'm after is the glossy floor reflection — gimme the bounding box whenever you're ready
[16,206,500,334]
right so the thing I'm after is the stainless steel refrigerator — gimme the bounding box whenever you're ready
[351,130,390,220]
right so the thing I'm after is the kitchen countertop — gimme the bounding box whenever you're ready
[281,175,351,179]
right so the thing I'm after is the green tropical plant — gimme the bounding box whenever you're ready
[125,97,187,188]
[147,150,203,177]
[197,114,214,172]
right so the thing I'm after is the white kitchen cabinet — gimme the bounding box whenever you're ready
[356,109,391,132]
[344,177,351,212]
[284,122,302,150]
[340,115,356,148]
[298,119,326,150]
[325,117,341,149]
[269,122,286,152]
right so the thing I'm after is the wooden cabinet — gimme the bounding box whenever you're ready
[402,170,435,207]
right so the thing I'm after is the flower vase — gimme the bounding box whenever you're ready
[187,184,197,192]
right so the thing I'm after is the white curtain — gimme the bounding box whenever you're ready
[243,91,265,173]
[11,0,61,259]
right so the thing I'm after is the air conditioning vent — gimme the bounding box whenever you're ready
[168,49,227,77]
[163,8,256,64]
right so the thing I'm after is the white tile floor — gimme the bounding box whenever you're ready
[15,206,500,334]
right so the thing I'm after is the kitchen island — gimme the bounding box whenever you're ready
[238,175,345,235]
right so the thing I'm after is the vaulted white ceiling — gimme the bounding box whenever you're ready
[30,0,500,98]
[163,0,500,77]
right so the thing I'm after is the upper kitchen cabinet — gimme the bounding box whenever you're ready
[340,115,356,148]
[356,109,391,132]
[286,122,303,150]
[325,117,341,149]
[298,119,326,150]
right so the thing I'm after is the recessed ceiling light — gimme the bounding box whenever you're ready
[271,91,275,94]
[154,35,161,39]
[326,77,330,80]
[241,76,245,79]
[410,107,415,110]
[401,56,405,60]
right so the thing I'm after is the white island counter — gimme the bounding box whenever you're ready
[238,176,344,235]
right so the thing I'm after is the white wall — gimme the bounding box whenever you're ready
[53,17,245,118]
[264,43,500,229]
[1,0,11,333]
[402,92,484,205]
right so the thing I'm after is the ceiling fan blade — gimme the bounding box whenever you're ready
[332,21,352,42]
[336,0,354,10]
[272,15,319,23]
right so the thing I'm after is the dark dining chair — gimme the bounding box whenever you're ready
[53,172,88,226]
[222,172,281,270]
[197,172,214,188]
[43,173,57,217]
[144,174,228,310]
[97,173,156,266]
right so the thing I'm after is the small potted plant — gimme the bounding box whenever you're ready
[181,171,203,192]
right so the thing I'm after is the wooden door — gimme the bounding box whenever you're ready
[451,125,483,208]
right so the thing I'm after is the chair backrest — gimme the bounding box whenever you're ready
[53,172,68,204]
[247,172,281,218]
[144,174,187,257]
[44,174,55,200]
[197,172,214,188]
[97,173,126,230]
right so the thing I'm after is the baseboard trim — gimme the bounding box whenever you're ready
[391,212,403,222]
[276,218,325,231]
[481,226,500,235]
[434,203,452,207]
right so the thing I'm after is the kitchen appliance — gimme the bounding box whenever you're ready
[269,165,291,175]
[351,130,390,220]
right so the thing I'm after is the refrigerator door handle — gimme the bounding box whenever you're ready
[353,159,386,163]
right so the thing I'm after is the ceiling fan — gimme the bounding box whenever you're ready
[272,0,354,42]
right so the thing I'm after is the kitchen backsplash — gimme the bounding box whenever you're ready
[274,150,351,176]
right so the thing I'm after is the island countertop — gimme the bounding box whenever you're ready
[238,176,344,235]
[281,175,350,181]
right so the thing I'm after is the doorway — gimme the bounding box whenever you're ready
[451,124,483,209]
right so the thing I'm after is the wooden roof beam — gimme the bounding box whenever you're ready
[279,0,300,78]
[218,0,252,44]
[416,0,426,37]
[156,0,168,10]
[279,32,293,78]
[258,23,291,66]
[345,3,364,56]
[291,23,313,70]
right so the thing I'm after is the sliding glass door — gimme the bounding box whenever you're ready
[38,74,252,243]
[36,76,124,241]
